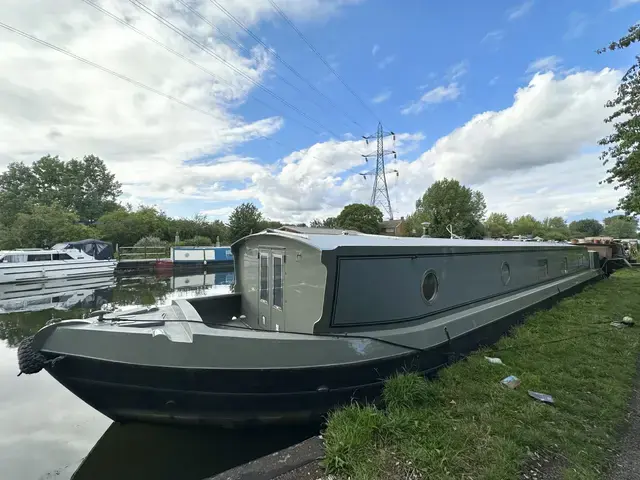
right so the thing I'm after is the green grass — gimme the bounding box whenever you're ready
[323,269,640,480]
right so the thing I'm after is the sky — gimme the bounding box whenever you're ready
[0,0,639,225]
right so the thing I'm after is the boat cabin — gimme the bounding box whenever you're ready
[216,230,595,335]
[0,249,79,263]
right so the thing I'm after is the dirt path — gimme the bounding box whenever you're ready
[607,358,640,480]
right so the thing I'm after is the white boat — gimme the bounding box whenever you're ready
[0,248,117,284]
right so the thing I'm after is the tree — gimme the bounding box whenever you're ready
[336,204,383,234]
[4,204,96,249]
[411,179,486,238]
[603,215,638,238]
[0,155,120,226]
[228,202,263,243]
[569,218,604,237]
[598,24,640,215]
[484,213,511,238]
[310,217,338,229]
[511,215,542,236]
[0,155,121,225]
[97,205,168,246]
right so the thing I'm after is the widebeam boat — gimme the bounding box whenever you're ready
[17,230,602,427]
[0,246,116,284]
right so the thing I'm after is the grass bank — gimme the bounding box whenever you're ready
[323,269,640,480]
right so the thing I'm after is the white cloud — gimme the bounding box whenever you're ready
[247,68,622,224]
[377,54,395,70]
[611,0,640,10]
[482,30,504,44]
[446,60,469,81]
[401,84,461,115]
[526,55,563,73]
[371,89,391,104]
[0,0,361,210]
[564,12,589,40]
[507,0,534,21]
[372,44,379,56]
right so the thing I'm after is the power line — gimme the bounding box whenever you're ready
[0,21,220,121]
[175,0,360,133]
[127,0,341,138]
[80,0,321,137]
[206,0,364,131]
[268,0,381,124]
[0,19,318,156]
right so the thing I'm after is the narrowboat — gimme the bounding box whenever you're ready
[17,230,602,427]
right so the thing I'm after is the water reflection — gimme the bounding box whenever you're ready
[0,270,315,480]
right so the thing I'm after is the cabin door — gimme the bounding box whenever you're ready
[258,249,272,330]
[257,248,285,331]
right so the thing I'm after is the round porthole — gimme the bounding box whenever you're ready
[501,262,511,286]
[421,270,439,304]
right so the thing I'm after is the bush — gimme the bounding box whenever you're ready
[173,236,213,246]
[134,236,167,248]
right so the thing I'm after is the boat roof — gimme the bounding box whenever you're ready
[233,229,575,251]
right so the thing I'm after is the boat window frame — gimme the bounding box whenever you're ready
[272,253,284,310]
[52,253,74,261]
[259,250,270,304]
[27,253,52,262]
[501,261,511,286]
[420,269,439,305]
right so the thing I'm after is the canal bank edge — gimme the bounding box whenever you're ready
[205,435,325,480]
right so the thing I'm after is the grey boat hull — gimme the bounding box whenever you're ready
[26,269,601,428]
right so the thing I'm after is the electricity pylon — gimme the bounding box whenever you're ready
[360,122,397,220]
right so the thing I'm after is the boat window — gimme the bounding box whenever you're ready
[538,258,548,278]
[273,254,283,309]
[501,262,511,286]
[421,270,439,304]
[27,254,52,262]
[2,254,25,263]
[52,253,74,260]
[259,253,269,303]
[562,257,568,274]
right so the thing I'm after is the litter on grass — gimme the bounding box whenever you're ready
[501,375,521,389]
[485,356,505,365]
[528,391,555,404]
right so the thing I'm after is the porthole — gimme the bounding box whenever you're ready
[421,270,439,304]
[501,262,511,286]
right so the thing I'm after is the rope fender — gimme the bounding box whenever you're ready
[16,335,65,376]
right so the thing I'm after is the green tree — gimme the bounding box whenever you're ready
[0,155,121,226]
[336,204,383,234]
[603,215,638,238]
[511,215,542,236]
[569,218,604,237]
[412,179,486,238]
[228,202,263,243]
[97,205,168,246]
[598,24,640,215]
[484,213,511,238]
[310,217,338,229]
[4,204,96,249]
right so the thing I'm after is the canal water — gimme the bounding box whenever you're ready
[0,269,318,480]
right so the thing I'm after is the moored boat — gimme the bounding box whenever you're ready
[17,230,602,427]
[0,242,116,284]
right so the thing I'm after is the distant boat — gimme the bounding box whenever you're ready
[0,243,116,284]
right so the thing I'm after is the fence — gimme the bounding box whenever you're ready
[116,246,169,260]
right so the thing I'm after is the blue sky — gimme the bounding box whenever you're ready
[1,0,639,223]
